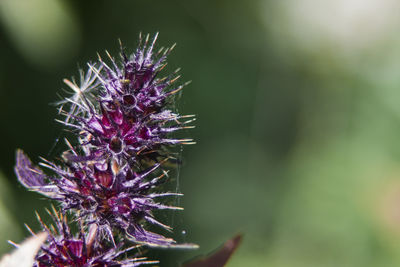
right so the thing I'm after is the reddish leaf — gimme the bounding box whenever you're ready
[183,234,242,267]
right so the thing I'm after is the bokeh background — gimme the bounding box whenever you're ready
[2,0,400,266]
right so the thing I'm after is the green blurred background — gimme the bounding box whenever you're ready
[2,0,400,266]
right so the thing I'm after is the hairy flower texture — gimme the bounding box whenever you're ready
[57,66,101,124]
[59,33,195,168]
[15,149,187,247]
[15,33,196,249]
[30,208,157,267]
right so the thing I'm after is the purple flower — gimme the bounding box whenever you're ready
[32,208,157,267]
[14,33,197,250]
[58,33,194,168]
[15,149,186,247]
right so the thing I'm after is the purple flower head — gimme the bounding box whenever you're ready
[14,33,197,251]
[59,33,195,169]
[16,150,188,247]
[32,208,157,267]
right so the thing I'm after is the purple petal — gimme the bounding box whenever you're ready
[14,149,58,197]
[127,225,198,249]
[15,149,47,188]
[127,225,175,247]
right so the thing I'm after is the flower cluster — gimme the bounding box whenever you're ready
[14,33,196,265]
[32,208,156,267]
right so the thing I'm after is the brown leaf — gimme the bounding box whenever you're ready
[182,234,242,267]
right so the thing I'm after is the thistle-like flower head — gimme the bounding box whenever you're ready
[15,33,196,250]
[59,33,194,168]
[15,149,184,247]
[32,209,157,267]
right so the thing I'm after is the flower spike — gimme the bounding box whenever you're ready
[15,33,197,266]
